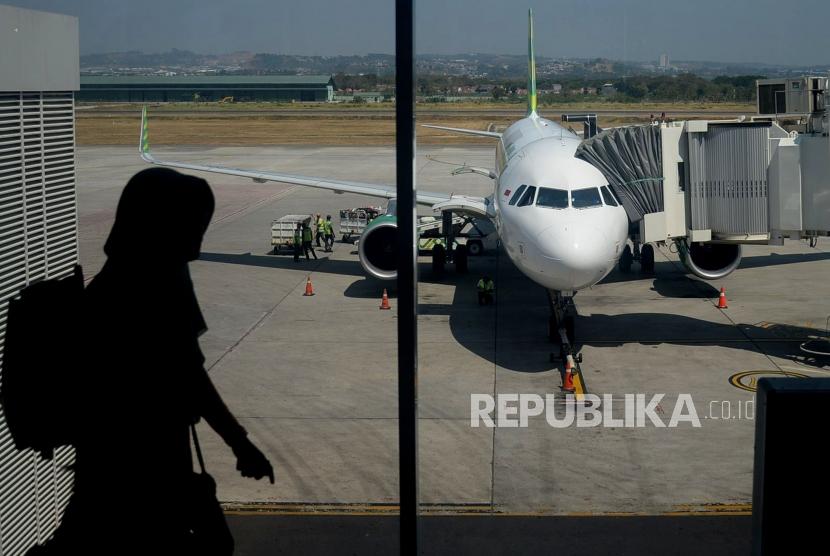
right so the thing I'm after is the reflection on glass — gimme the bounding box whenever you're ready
[536,187,569,209]
[571,187,603,208]
[508,184,528,206]
[600,185,619,207]
[516,185,537,207]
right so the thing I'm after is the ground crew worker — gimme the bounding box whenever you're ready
[315,213,325,247]
[324,214,335,252]
[477,275,495,306]
[302,222,317,260]
[293,223,303,262]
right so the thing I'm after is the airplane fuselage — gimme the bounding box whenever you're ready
[492,115,629,293]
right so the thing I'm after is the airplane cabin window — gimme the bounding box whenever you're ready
[516,185,537,207]
[600,186,619,207]
[571,187,603,208]
[508,184,527,206]
[536,187,569,209]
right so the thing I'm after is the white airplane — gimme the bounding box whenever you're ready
[137,10,732,346]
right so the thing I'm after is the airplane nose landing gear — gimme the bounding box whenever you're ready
[548,290,587,397]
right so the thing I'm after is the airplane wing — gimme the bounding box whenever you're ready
[420,124,502,138]
[138,107,450,207]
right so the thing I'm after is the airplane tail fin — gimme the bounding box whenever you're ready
[139,106,151,161]
[139,106,161,164]
[527,8,537,117]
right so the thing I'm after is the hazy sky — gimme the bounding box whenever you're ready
[4,0,828,65]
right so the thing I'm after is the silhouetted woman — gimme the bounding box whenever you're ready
[38,168,273,555]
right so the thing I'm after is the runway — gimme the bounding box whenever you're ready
[76,145,830,519]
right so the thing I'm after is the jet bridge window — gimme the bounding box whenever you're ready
[599,186,619,207]
[536,187,569,209]
[516,185,537,207]
[571,187,603,209]
[507,184,527,206]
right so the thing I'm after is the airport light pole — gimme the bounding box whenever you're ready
[395,0,419,554]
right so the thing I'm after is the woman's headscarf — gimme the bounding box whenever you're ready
[104,168,215,262]
[99,168,215,337]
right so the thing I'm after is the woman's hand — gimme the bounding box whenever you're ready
[232,438,275,484]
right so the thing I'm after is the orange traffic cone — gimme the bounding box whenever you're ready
[717,287,728,309]
[303,276,315,296]
[562,360,575,393]
[379,289,391,310]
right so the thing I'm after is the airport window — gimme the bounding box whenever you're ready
[516,185,537,207]
[600,186,619,207]
[9,1,830,555]
[508,184,527,206]
[536,187,569,209]
[571,187,603,208]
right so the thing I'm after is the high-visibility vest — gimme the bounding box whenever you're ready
[324,220,333,234]
[317,218,326,232]
[477,279,494,293]
[293,231,302,246]
[302,228,313,242]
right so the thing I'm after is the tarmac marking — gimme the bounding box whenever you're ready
[210,185,300,227]
[572,367,587,402]
[728,369,810,392]
[206,257,325,371]
[655,245,816,381]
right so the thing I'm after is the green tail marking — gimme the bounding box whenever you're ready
[140,106,150,153]
[527,8,537,116]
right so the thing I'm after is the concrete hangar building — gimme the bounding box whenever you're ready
[78,75,336,103]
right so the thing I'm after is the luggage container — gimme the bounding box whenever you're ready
[271,214,312,254]
[339,207,382,242]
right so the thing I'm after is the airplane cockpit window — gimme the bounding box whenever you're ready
[508,184,527,206]
[536,187,569,209]
[600,186,619,207]
[516,185,537,207]
[571,187,603,208]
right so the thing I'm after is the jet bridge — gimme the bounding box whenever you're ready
[575,112,830,248]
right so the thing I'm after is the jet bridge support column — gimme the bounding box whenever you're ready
[442,210,454,261]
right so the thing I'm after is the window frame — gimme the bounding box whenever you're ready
[599,185,619,207]
[507,184,528,206]
[536,187,570,209]
[570,186,604,209]
[516,185,537,207]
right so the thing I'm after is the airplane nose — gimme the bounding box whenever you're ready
[537,221,611,289]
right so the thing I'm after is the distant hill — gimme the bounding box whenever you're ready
[80,50,828,79]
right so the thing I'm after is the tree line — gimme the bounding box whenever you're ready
[333,72,764,104]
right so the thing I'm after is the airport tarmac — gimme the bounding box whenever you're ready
[76,144,830,517]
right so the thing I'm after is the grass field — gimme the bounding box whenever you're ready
[76,100,755,113]
[75,101,755,146]
[76,114,654,146]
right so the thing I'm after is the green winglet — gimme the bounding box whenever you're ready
[140,106,150,154]
[527,8,537,117]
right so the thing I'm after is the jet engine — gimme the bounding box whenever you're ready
[358,215,397,280]
[677,241,742,280]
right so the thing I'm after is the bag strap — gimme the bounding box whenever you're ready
[190,423,206,474]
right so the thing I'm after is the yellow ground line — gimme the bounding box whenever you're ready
[573,369,586,402]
